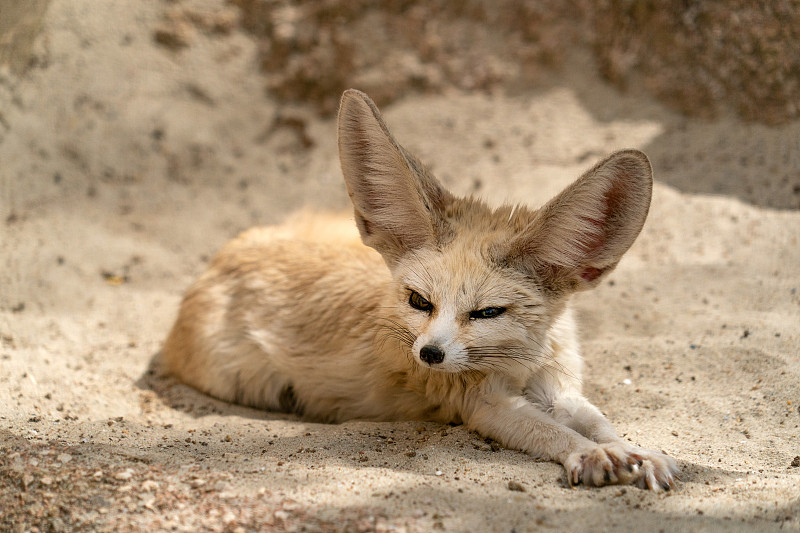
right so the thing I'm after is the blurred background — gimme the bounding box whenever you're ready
[2,0,799,211]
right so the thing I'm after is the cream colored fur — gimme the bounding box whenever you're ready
[162,89,678,490]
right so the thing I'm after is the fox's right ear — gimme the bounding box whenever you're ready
[337,89,452,266]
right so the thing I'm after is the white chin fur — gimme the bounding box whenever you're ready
[415,358,463,373]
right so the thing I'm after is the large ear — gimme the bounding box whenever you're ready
[337,89,453,265]
[507,150,653,292]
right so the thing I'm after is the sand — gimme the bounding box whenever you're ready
[1,1,799,531]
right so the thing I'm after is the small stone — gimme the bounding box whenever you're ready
[791,456,800,468]
[40,476,54,486]
[153,22,192,50]
[114,469,133,481]
[189,478,206,489]
[143,498,157,512]
[212,481,230,492]
[57,453,72,464]
[141,480,159,492]
[507,480,525,492]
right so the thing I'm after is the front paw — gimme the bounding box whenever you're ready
[565,442,678,491]
[631,447,679,492]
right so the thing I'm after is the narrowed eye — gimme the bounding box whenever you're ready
[469,307,506,320]
[409,290,433,312]
[408,290,434,312]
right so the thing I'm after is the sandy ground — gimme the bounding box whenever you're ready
[1,1,800,531]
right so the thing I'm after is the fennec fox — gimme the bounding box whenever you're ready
[163,89,678,490]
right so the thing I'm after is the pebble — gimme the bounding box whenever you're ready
[141,480,159,492]
[57,453,72,464]
[189,478,206,489]
[114,469,134,481]
[507,480,525,492]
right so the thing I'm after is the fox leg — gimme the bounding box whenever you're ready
[464,383,677,490]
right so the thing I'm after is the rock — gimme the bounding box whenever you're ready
[507,480,525,492]
[114,469,134,481]
[56,453,72,464]
[141,480,159,492]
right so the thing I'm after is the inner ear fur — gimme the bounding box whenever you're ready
[507,150,653,292]
[337,89,453,265]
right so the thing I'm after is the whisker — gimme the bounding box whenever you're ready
[465,343,578,381]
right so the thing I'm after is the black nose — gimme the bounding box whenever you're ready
[420,344,445,365]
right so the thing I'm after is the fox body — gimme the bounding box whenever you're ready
[162,90,678,490]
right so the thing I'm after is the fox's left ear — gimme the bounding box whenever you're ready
[507,150,653,292]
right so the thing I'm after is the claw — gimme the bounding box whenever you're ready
[645,470,658,491]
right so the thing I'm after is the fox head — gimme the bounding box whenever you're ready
[337,90,652,375]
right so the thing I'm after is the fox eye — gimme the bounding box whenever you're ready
[469,307,506,320]
[408,290,433,312]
